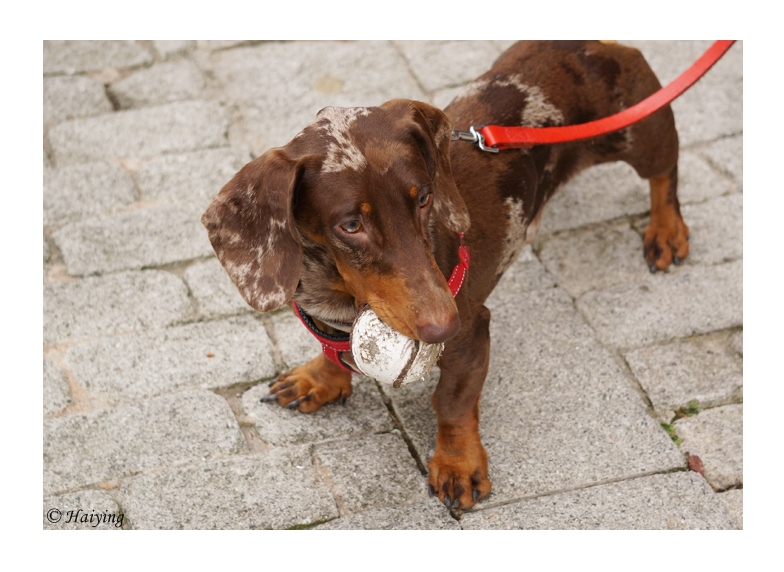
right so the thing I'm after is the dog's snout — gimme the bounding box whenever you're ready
[416,312,461,344]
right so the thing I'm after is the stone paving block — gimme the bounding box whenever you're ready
[118,447,338,529]
[43,230,51,261]
[624,332,743,419]
[43,161,138,226]
[108,60,206,109]
[44,489,124,530]
[44,270,193,344]
[538,220,648,298]
[698,134,743,191]
[48,100,228,164]
[729,330,743,356]
[672,41,743,147]
[483,287,683,500]
[43,40,153,74]
[152,40,196,58]
[539,162,648,235]
[314,434,425,515]
[677,149,738,204]
[206,41,425,152]
[718,488,743,529]
[493,40,517,52]
[135,147,249,211]
[539,194,743,298]
[539,151,730,236]
[315,498,459,530]
[197,40,256,51]
[432,85,464,110]
[268,309,323,370]
[43,75,113,125]
[461,471,734,530]
[625,41,742,146]
[43,357,72,416]
[675,404,743,490]
[396,41,501,92]
[389,285,683,505]
[245,377,393,446]
[381,371,438,464]
[52,205,213,276]
[43,389,245,494]
[493,244,556,293]
[577,259,742,350]
[678,193,743,266]
[67,316,276,403]
[183,258,253,320]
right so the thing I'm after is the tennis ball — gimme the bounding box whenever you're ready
[350,306,443,388]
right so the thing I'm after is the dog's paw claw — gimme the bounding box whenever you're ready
[428,443,492,510]
[643,218,689,272]
[260,393,278,403]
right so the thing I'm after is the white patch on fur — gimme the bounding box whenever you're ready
[251,283,288,311]
[318,106,371,173]
[494,75,529,93]
[524,211,543,243]
[224,258,253,289]
[495,197,545,277]
[496,197,528,276]
[453,79,490,102]
[454,75,564,129]
[519,85,564,127]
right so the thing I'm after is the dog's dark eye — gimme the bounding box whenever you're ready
[341,220,363,234]
[418,192,432,208]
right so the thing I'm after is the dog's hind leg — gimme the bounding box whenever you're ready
[643,164,689,272]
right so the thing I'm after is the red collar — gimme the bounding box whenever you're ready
[293,233,469,373]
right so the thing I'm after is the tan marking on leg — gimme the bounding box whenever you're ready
[644,167,689,271]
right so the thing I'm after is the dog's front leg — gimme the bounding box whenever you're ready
[266,353,353,413]
[428,303,492,510]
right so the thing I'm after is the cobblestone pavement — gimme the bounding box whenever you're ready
[43,40,742,530]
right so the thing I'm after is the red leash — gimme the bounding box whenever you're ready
[452,41,736,152]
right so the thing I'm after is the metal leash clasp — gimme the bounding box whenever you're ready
[450,126,499,153]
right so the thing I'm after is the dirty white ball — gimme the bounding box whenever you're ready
[350,306,443,388]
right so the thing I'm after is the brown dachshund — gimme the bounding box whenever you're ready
[202,41,686,510]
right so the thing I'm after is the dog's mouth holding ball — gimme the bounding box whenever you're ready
[350,305,444,387]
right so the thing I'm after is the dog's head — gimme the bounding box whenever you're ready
[201,99,470,343]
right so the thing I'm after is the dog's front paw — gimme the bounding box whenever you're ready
[427,437,492,510]
[643,216,689,272]
[263,354,353,413]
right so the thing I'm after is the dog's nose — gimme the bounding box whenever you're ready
[416,313,461,344]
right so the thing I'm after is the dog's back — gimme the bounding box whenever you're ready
[443,40,681,298]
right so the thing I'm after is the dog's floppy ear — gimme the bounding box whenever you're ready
[201,148,303,313]
[408,100,470,234]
